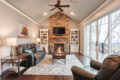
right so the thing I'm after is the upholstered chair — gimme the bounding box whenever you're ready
[71,55,120,80]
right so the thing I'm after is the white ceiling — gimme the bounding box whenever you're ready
[6,0,106,24]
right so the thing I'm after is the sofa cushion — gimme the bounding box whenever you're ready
[23,45,28,49]
[28,43,35,49]
[35,45,42,52]
[17,44,28,54]
[96,55,120,80]
[17,46,23,55]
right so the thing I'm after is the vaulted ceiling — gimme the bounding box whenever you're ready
[6,0,106,24]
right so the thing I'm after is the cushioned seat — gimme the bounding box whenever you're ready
[71,55,120,80]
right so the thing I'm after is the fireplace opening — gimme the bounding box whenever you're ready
[54,44,64,52]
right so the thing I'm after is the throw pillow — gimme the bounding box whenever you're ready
[35,45,42,52]
[29,48,36,53]
[24,49,33,53]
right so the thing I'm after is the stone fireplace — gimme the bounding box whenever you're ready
[49,12,70,54]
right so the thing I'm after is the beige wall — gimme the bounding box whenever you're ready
[0,2,39,59]
[79,0,120,55]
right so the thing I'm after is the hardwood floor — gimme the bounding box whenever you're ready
[0,53,90,80]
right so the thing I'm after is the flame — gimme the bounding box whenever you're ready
[57,46,62,53]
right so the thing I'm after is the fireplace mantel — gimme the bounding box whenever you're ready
[50,36,69,39]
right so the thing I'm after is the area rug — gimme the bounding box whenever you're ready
[24,55,83,75]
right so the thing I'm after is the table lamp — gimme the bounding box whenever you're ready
[36,38,40,45]
[7,38,17,57]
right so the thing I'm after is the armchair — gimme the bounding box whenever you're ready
[71,55,120,80]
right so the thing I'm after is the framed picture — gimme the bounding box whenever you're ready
[17,23,30,38]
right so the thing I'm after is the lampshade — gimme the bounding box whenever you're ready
[36,38,40,43]
[7,38,17,46]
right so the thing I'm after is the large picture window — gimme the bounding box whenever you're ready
[84,8,120,62]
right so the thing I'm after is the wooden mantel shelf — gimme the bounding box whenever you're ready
[50,35,69,39]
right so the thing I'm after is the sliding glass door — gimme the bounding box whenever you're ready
[98,16,109,62]
[84,25,90,56]
[111,9,120,55]
[84,8,120,62]
[84,18,109,61]
[90,22,97,60]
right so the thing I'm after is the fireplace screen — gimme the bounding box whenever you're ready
[54,44,64,52]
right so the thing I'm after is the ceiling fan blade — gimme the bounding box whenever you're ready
[50,8,56,11]
[48,4,54,6]
[60,5,70,7]
[57,0,61,5]
[58,8,63,12]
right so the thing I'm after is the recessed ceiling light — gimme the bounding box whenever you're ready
[70,12,75,16]
[43,12,48,16]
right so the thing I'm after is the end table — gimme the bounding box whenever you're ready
[1,56,27,78]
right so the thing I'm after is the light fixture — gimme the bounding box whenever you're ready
[36,38,40,43]
[36,38,40,45]
[70,12,75,16]
[43,12,48,16]
[7,38,17,57]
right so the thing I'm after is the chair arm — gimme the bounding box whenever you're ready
[90,60,102,70]
[71,66,95,80]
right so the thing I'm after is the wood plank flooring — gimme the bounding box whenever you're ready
[0,53,90,80]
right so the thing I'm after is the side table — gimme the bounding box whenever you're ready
[1,56,27,78]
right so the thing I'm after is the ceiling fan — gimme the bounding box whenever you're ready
[48,0,70,12]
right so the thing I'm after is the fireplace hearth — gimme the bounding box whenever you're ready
[54,44,64,52]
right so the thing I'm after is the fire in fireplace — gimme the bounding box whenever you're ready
[54,44,64,53]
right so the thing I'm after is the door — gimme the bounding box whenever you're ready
[98,15,109,62]
[84,25,90,56]
[110,9,120,55]
[90,22,97,60]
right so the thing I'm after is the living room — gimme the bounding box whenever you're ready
[0,0,120,80]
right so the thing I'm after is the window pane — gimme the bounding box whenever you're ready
[84,25,90,56]
[98,15,109,62]
[111,9,120,55]
[90,22,97,60]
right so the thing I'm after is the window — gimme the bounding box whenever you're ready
[98,15,109,62]
[90,22,97,60]
[84,8,120,62]
[84,25,90,56]
[110,9,120,54]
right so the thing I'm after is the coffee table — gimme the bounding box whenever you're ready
[52,52,66,64]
